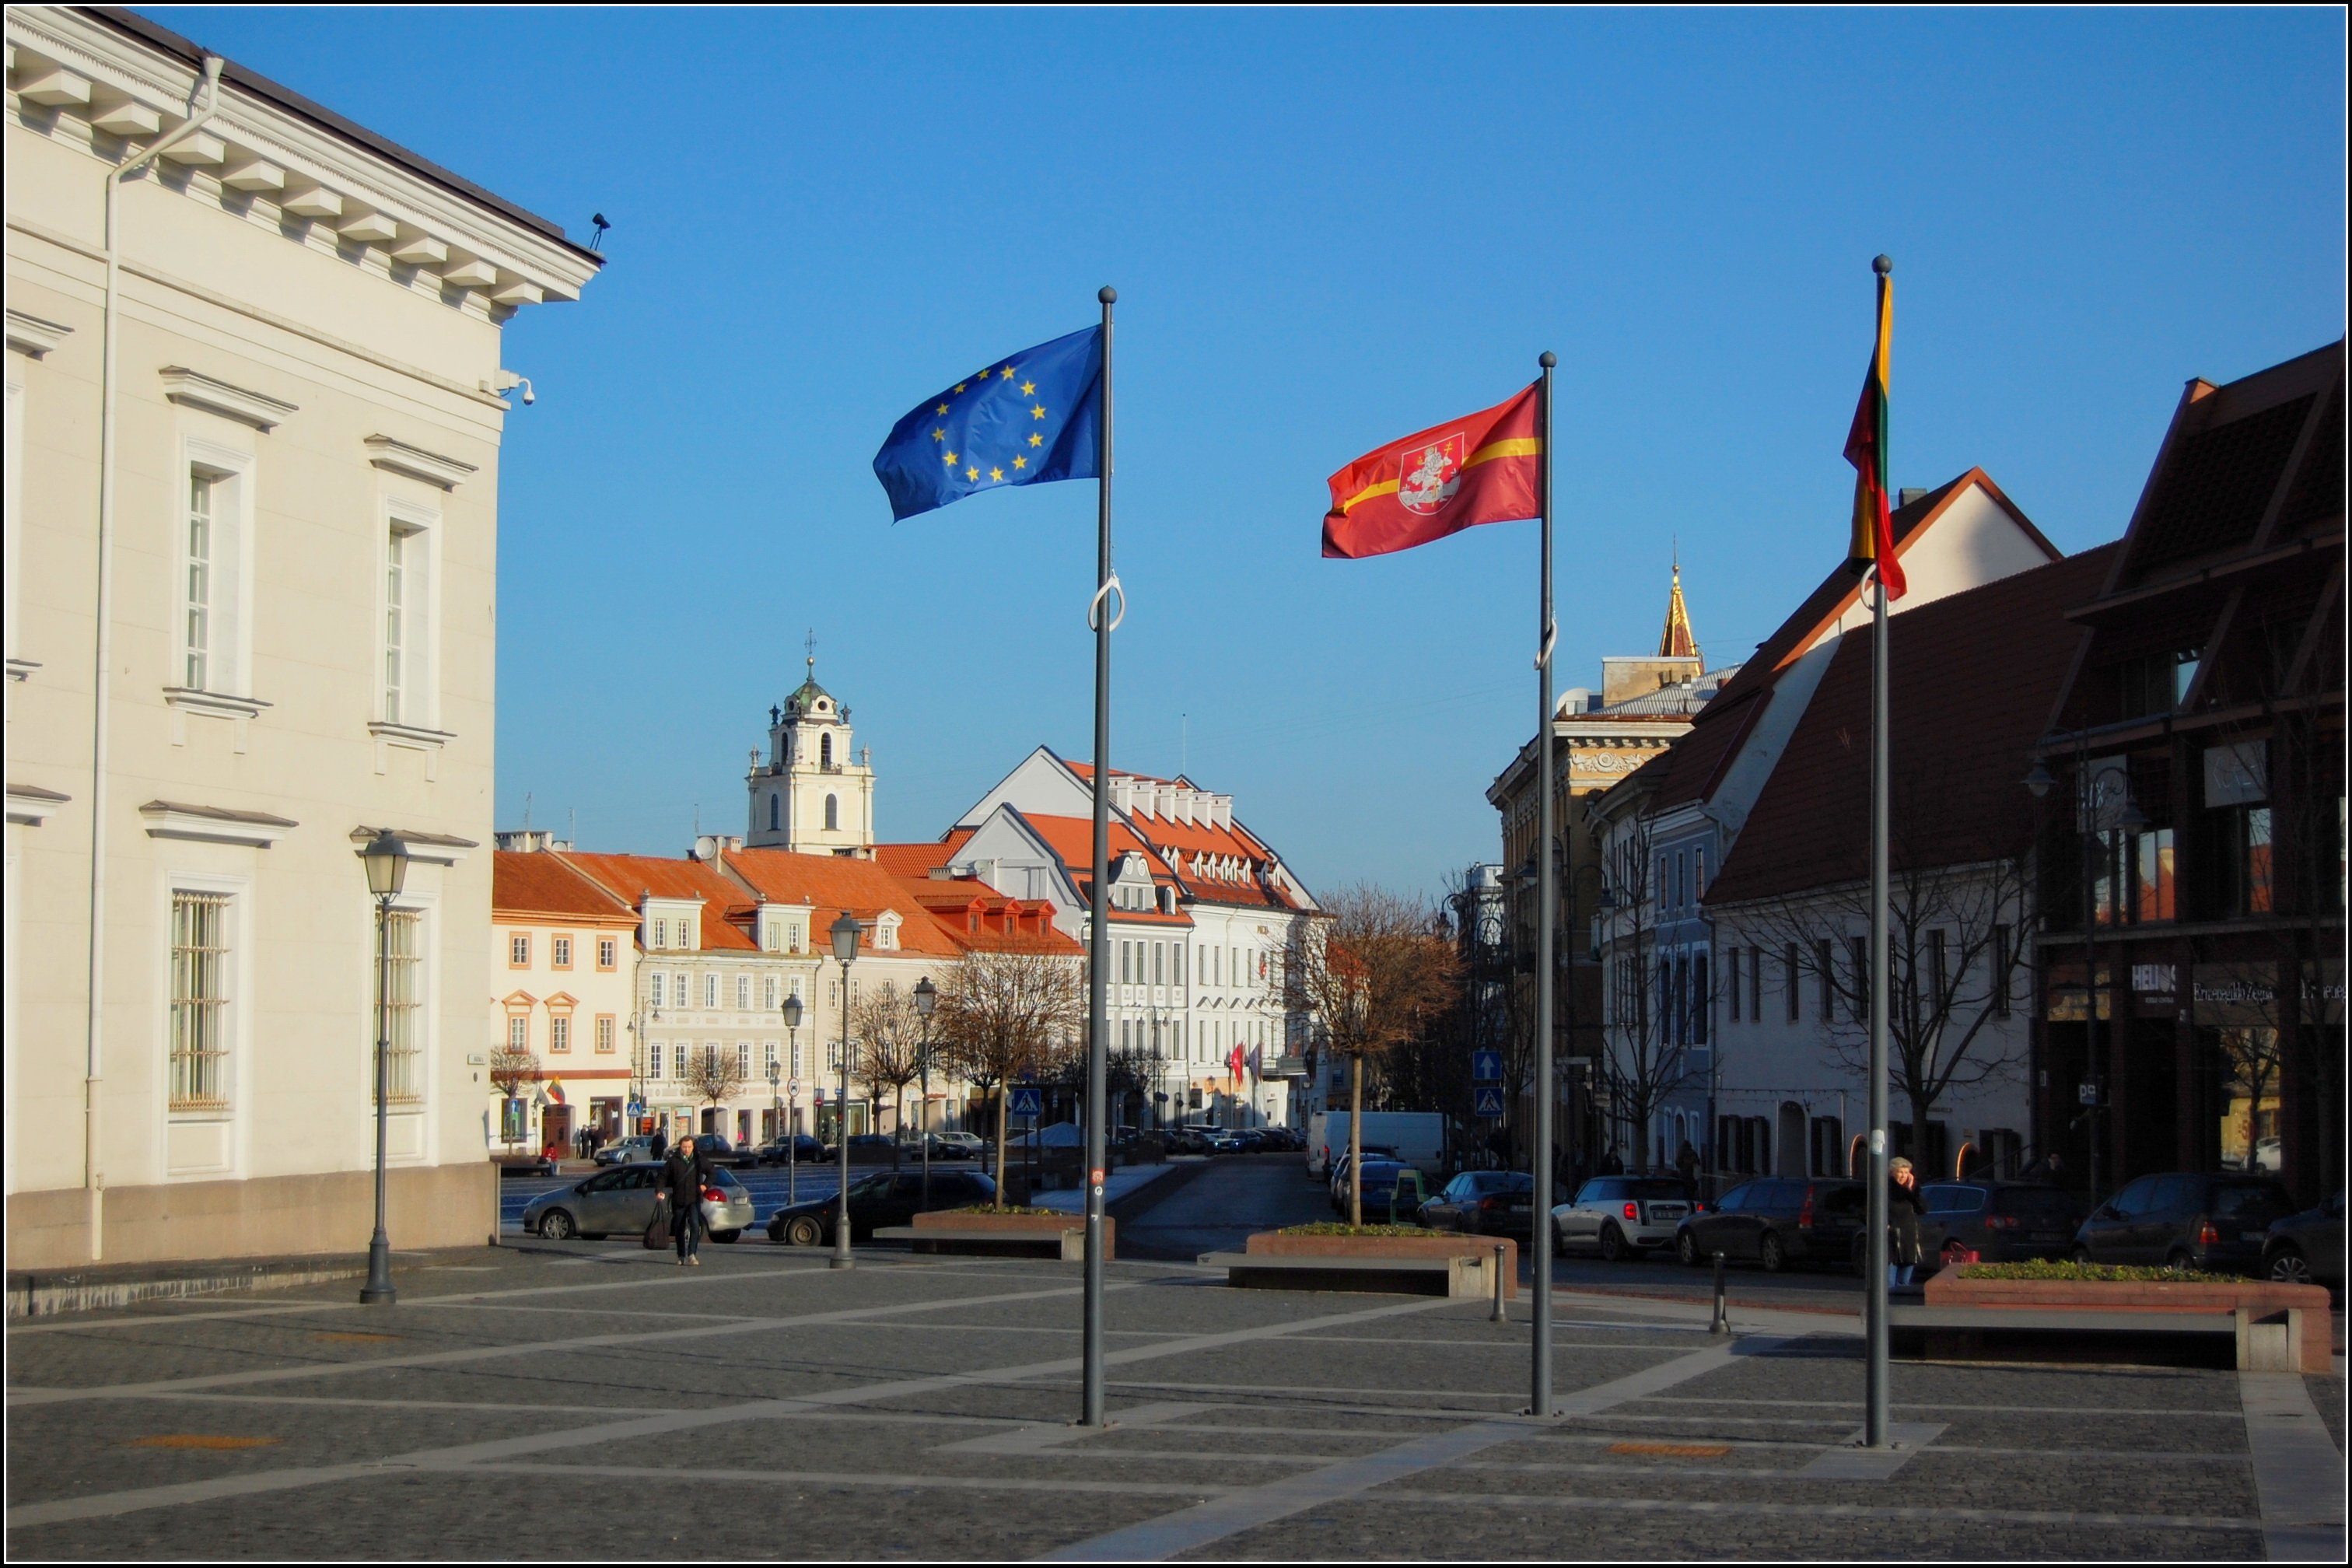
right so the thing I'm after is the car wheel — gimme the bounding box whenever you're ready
[2165,1248,2195,1272]
[709,1229,740,1244]
[1676,1230,1700,1268]
[1759,1230,1787,1272]
[2267,1248,2312,1285]
[783,1216,823,1248]
[2072,1245,2095,1265]
[1598,1223,1627,1263]
[537,1209,576,1240]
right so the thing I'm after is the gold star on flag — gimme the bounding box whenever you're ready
[966,464,979,481]
[1027,432,1044,447]
[933,428,945,442]
[1001,366,1017,380]
[1013,455,1027,471]
[936,403,950,416]
[989,466,1004,481]
[943,450,957,464]
[954,383,967,394]
[1020,381,1035,395]
[1031,404,1047,418]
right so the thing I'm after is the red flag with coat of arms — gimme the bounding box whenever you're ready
[1228,1044,1248,1086]
[1321,385,1542,559]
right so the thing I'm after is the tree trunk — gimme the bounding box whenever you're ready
[1349,1052,1364,1228]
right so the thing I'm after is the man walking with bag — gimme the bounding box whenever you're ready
[663,1136,717,1266]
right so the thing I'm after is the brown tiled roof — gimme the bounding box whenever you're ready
[492,851,639,923]
[1645,685,1769,811]
[723,849,971,957]
[1705,543,2120,906]
[555,852,758,950]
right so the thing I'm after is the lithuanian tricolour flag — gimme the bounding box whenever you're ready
[1844,267,1906,599]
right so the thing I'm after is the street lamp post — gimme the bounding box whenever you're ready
[915,976,937,1212]
[766,1056,782,1149]
[359,831,409,1305]
[830,913,861,1269]
[782,992,803,1206]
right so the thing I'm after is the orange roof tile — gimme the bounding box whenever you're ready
[722,848,972,957]
[554,852,758,950]
[493,851,639,923]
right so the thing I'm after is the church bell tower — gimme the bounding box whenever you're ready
[745,636,876,856]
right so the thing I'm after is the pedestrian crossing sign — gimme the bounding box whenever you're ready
[1009,1085,1045,1118]
[1474,1085,1507,1117]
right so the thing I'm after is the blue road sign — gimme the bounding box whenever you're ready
[1471,1049,1503,1083]
[1473,1085,1507,1117]
[1009,1085,1045,1118]
[625,1099,644,1118]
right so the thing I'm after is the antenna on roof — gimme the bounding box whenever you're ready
[1181,713,1187,779]
[567,807,576,844]
[805,628,817,679]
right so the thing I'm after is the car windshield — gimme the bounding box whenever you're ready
[710,1169,744,1191]
[849,1172,896,1198]
[1626,1180,1687,1200]
[2211,1182,2291,1221]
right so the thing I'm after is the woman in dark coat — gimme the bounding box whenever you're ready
[1887,1156,1926,1286]
[663,1138,716,1265]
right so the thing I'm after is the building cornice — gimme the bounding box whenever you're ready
[7,782,71,825]
[140,797,296,846]
[5,306,72,356]
[364,434,476,489]
[8,9,597,317]
[159,366,297,430]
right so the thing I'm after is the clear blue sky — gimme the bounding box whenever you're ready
[153,5,2347,899]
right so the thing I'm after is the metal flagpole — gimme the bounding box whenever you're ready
[1864,254,1893,1450]
[1531,350,1558,1417]
[1082,285,1117,1426]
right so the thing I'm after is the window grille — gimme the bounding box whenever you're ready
[384,909,422,1101]
[170,892,232,1111]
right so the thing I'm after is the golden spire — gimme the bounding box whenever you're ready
[1657,548,1699,662]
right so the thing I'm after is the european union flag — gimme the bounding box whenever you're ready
[873,324,1102,521]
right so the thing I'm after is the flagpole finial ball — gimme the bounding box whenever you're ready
[1538,351,1557,369]
[1098,285,1117,305]
[1873,254,1893,276]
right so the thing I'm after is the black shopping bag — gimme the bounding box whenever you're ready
[643,1193,671,1250]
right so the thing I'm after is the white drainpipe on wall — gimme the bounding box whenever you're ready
[86,53,226,1260]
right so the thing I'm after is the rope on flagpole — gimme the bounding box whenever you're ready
[1535,618,1556,672]
[1087,573,1126,633]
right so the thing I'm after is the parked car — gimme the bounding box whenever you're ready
[926,1131,988,1160]
[767,1168,998,1247]
[896,1132,977,1161]
[523,1163,755,1242]
[1329,1158,1428,1221]
[821,1133,901,1163]
[1675,1178,1865,1272]
[1552,1176,1698,1262]
[755,1134,825,1167]
[1326,1146,1402,1207]
[2072,1171,2298,1273]
[594,1136,655,1167]
[1913,1181,2084,1267]
[1418,1171,1538,1241]
[2261,1191,2345,1288]
[682,1133,758,1169]
[495,1151,558,1178]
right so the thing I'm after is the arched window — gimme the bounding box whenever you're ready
[768,794,779,831]
[824,794,838,831]
[821,733,833,768]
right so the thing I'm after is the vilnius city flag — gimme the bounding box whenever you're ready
[1321,385,1542,559]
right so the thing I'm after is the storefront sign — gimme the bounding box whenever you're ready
[2192,963,2280,1028]
[2202,741,2267,807]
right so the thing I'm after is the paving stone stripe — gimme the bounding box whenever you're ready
[1041,1335,1791,1561]
[2240,1369,2347,1562]
[5,1287,1456,1530]
[1352,1488,2258,1533]
[1797,1420,1949,1479]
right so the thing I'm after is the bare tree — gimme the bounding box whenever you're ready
[684,1045,746,1131]
[488,1045,541,1152]
[1284,884,1462,1225]
[1731,773,2034,1173]
[852,983,926,1153]
[935,942,1085,1207]
[1594,810,1696,1175]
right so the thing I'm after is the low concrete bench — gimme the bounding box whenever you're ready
[872,1225,1083,1262]
[1198,1250,1497,1299]
[1890,1302,2309,1371]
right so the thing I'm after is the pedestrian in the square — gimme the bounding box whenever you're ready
[663,1136,714,1265]
[1887,1156,1925,1286]
[1674,1139,1700,1195]
[649,1126,668,1163]
[1601,1145,1624,1177]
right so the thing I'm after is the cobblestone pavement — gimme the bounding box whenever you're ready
[5,1240,2343,1560]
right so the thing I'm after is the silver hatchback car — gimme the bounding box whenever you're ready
[522,1163,755,1242]
[1552,1176,1698,1261]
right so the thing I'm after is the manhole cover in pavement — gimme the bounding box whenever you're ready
[128,1435,283,1450]
[1607,1441,1729,1458]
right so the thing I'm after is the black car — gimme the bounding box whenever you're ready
[682,1133,758,1169]
[821,1133,900,1163]
[2261,1191,2345,1288]
[767,1169,998,1247]
[755,1134,825,1167]
[1675,1178,1865,1272]
[897,1132,976,1161]
[1915,1181,2084,1266]
[1417,1171,1538,1241]
[2074,1171,2298,1274]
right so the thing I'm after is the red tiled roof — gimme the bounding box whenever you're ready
[1644,685,1770,811]
[1017,813,1182,889]
[1705,543,2119,906]
[871,831,971,880]
[554,852,758,950]
[492,851,639,923]
[722,848,971,957]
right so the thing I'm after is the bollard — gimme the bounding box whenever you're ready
[1710,1251,1729,1335]
[1492,1244,1508,1323]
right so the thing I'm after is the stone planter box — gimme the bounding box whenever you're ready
[1920,1273,2333,1372]
[909,1208,1113,1259]
[1242,1231,1517,1299]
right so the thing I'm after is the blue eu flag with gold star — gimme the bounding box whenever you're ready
[873,324,1103,521]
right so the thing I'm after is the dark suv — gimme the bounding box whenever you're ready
[2074,1171,2297,1274]
[1675,1178,1865,1272]
[1914,1181,2084,1266]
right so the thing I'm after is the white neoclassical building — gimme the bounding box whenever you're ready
[5,7,597,1265]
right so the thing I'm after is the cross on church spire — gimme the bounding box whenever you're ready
[805,628,817,678]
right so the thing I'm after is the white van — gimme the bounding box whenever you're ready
[1307,1111,1446,1178]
